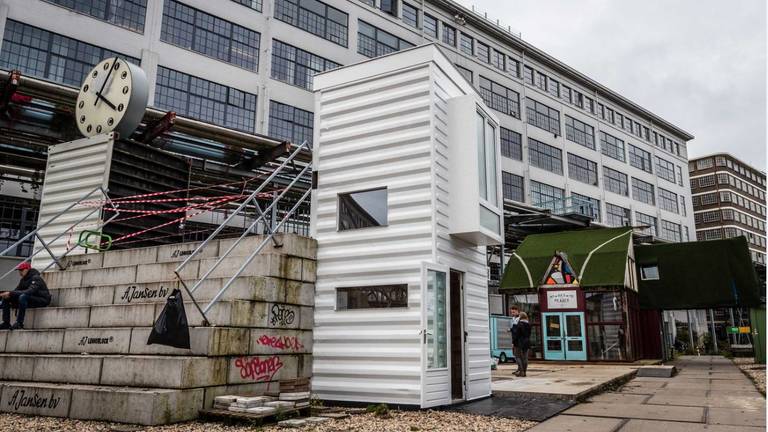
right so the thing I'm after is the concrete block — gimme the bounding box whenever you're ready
[637,365,676,378]
[0,354,35,381]
[176,301,238,327]
[136,261,198,284]
[60,253,103,271]
[43,270,83,289]
[246,406,277,415]
[302,259,316,283]
[300,306,313,330]
[305,417,331,424]
[280,391,310,401]
[267,303,300,329]
[228,354,299,385]
[225,276,280,303]
[102,246,158,268]
[62,328,132,354]
[278,418,305,427]
[156,240,218,263]
[202,382,271,409]
[266,400,295,409]
[221,234,316,260]
[50,286,114,307]
[286,257,303,281]
[198,255,275,279]
[5,329,64,353]
[130,327,250,356]
[0,383,72,417]
[100,356,228,388]
[81,265,136,286]
[297,354,312,379]
[90,303,155,327]
[33,306,90,329]
[31,355,103,384]
[249,329,313,355]
[214,395,238,404]
[229,301,269,327]
[0,330,6,351]
[284,281,315,306]
[69,385,204,425]
[114,282,173,304]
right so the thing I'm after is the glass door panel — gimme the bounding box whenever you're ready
[563,312,587,361]
[426,270,447,369]
[542,313,565,360]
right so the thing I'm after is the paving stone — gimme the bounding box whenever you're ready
[637,365,676,377]
[707,407,766,427]
[564,402,705,423]
[278,418,307,427]
[246,406,277,415]
[588,393,649,404]
[619,419,764,432]
[528,415,624,432]
[646,394,765,410]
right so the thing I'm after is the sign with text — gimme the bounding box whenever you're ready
[546,290,578,310]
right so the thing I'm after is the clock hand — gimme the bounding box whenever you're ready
[94,56,119,107]
[97,93,117,110]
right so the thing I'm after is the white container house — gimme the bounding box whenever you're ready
[310,44,503,407]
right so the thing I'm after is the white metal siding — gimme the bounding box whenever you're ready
[312,64,435,405]
[33,134,114,270]
[431,65,492,401]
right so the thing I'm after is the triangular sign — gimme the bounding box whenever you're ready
[541,251,579,287]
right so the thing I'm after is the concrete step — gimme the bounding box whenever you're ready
[16,300,313,329]
[0,326,312,356]
[58,234,317,272]
[0,352,312,389]
[45,253,315,290]
[47,276,314,308]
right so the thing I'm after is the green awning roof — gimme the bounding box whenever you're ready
[501,227,632,292]
[635,237,762,309]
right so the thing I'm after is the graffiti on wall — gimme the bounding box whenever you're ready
[234,355,284,382]
[256,334,304,351]
[6,389,62,411]
[269,303,296,327]
[119,285,169,303]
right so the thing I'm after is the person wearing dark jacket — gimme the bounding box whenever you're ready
[512,312,532,377]
[0,262,51,330]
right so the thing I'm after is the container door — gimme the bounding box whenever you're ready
[421,264,451,408]
[563,312,587,361]
[542,312,565,360]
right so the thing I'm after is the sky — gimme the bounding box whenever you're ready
[455,0,767,169]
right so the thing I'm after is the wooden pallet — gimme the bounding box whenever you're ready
[199,407,311,423]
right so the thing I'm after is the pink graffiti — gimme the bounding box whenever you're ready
[235,355,284,382]
[256,334,305,351]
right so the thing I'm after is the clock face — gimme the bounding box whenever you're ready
[75,57,149,139]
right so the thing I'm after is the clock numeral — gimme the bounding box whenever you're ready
[83,84,89,92]
[78,101,85,109]
[123,86,129,95]
[86,125,92,133]
[121,71,128,80]
[92,70,98,78]
[103,62,110,71]
[79,115,86,124]
[107,118,114,126]
[114,61,120,70]
[96,125,102,133]
[118,103,124,112]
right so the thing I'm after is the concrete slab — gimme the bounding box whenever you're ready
[50,286,114,307]
[81,265,137,286]
[102,246,158,268]
[493,364,637,400]
[646,394,765,410]
[528,415,625,432]
[0,382,72,417]
[90,303,156,327]
[443,394,574,421]
[637,365,675,377]
[4,329,64,353]
[707,407,766,427]
[620,419,764,432]
[564,402,705,423]
[31,355,102,384]
[588,393,650,404]
[62,328,132,354]
[33,306,90,329]
[130,326,250,356]
[100,356,228,388]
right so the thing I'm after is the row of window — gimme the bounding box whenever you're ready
[694,208,766,232]
[690,172,766,202]
[357,20,414,58]
[45,0,148,32]
[697,227,767,249]
[501,173,688,237]
[692,156,766,188]
[693,191,767,217]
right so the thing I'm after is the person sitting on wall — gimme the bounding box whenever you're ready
[0,262,51,330]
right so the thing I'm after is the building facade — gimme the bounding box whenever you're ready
[0,0,695,247]
[689,153,767,265]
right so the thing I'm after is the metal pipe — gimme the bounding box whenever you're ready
[203,188,311,315]
[709,309,718,354]
[174,140,309,273]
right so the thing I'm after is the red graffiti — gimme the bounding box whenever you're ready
[235,355,284,382]
[256,334,305,351]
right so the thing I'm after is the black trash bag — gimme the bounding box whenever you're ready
[147,289,190,349]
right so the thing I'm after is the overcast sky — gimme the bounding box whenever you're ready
[455,0,767,168]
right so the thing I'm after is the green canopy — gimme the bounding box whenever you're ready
[635,237,762,309]
[501,227,633,292]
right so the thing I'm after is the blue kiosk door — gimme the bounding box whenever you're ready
[543,312,587,361]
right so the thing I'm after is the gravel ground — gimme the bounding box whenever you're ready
[0,410,537,432]
[733,357,766,394]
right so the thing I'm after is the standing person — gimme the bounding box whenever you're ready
[509,305,521,375]
[514,312,532,377]
[0,262,51,330]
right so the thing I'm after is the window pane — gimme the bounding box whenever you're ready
[485,121,497,206]
[427,270,447,369]
[275,0,348,47]
[338,188,388,230]
[477,112,487,200]
[585,292,623,322]
[587,325,625,360]
[337,284,407,309]
[47,0,148,32]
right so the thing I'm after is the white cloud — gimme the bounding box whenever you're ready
[455,0,767,168]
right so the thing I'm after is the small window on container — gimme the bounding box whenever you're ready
[639,265,659,280]
[337,187,388,230]
[336,284,408,309]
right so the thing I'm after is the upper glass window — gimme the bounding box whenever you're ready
[271,39,340,90]
[600,131,625,162]
[338,188,388,230]
[500,127,522,160]
[231,0,263,12]
[526,98,560,135]
[162,0,260,70]
[478,76,520,118]
[565,116,595,150]
[337,284,407,309]
[401,3,419,28]
[628,144,653,174]
[476,110,498,207]
[358,20,414,58]
[269,100,314,145]
[442,23,456,47]
[423,13,438,38]
[0,20,139,88]
[45,0,147,32]
[459,33,473,55]
[274,0,349,47]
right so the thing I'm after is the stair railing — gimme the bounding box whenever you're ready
[174,141,312,326]
[0,185,120,282]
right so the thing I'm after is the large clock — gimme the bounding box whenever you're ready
[75,57,149,139]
